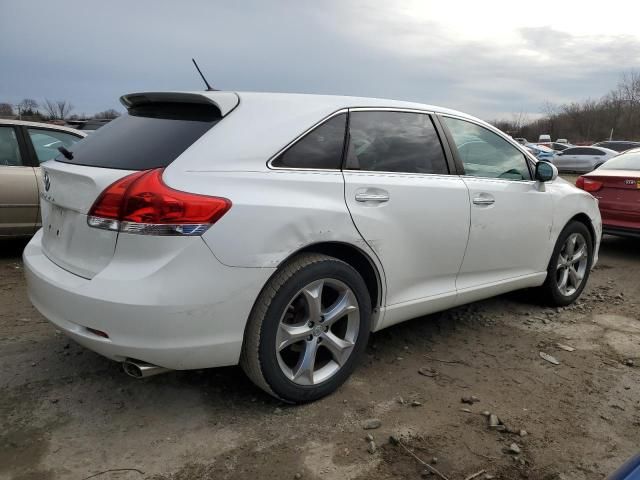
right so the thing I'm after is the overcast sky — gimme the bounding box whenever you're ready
[2,0,640,120]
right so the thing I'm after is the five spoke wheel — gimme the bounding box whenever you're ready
[276,279,360,386]
[556,232,589,297]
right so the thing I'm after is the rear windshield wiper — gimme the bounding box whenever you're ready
[58,146,74,160]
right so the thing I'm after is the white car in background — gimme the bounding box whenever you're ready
[24,91,601,402]
[553,146,618,173]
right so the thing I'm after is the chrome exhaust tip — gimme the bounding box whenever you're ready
[122,359,171,378]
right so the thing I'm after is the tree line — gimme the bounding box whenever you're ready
[0,98,120,121]
[493,72,640,144]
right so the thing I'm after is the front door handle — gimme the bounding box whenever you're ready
[472,196,495,206]
[355,192,389,203]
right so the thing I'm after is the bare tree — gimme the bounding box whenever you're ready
[16,98,39,118]
[18,98,38,111]
[93,109,120,119]
[494,71,640,143]
[0,103,14,116]
[56,100,74,119]
[42,99,59,118]
[43,99,74,119]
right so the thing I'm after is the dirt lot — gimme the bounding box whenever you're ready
[2,231,639,480]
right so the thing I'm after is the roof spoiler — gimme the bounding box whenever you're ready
[119,91,239,116]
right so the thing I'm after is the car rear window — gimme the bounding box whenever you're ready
[56,102,221,170]
[599,151,640,170]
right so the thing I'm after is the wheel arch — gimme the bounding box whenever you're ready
[568,212,597,250]
[290,241,384,312]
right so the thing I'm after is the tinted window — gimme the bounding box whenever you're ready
[27,128,82,163]
[442,117,531,180]
[595,142,639,152]
[563,147,583,155]
[0,127,23,166]
[581,148,604,155]
[613,142,639,152]
[272,114,346,169]
[56,102,221,170]
[599,150,640,170]
[345,111,448,174]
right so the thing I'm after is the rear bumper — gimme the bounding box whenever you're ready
[24,230,275,370]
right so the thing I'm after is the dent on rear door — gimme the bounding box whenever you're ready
[200,170,372,268]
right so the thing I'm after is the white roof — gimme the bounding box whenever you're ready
[0,118,86,136]
[151,90,483,172]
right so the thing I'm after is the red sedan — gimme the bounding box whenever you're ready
[576,148,640,237]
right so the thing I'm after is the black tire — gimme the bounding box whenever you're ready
[538,221,594,306]
[240,253,372,403]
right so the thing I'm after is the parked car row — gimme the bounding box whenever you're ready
[552,146,618,173]
[527,135,640,174]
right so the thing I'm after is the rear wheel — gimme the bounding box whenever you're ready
[538,221,593,306]
[240,253,371,403]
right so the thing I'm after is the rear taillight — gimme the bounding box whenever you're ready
[576,176,603,192]
[87,169,231,236]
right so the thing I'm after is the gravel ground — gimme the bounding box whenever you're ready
[1,230,639,480]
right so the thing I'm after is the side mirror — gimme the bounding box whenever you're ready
[535,161,558,182]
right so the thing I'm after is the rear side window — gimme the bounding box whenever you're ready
[27,128,82,164]
[572,148,602,155]
[566,147,603,155]
[272,114,346,169]
[563,148,582,155]
[56,102,221,170]
[345,111,448,174]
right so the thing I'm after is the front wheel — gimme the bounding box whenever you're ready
[240,253,371,403]
[538,221,593,306]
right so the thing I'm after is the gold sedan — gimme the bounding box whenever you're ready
[0,120,86,237]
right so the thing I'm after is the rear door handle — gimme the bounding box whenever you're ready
[472,196,495,206]
[355,192,389,203]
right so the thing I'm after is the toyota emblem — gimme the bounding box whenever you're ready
[43,171,51,192]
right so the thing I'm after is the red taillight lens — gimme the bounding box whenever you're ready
[576,176,603,192]
[89,170,147,220]
[88,169,231,236]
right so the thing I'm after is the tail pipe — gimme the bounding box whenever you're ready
[122,359,172,378]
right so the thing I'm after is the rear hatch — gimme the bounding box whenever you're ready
[586,170,640,228]
[39,91,238,278]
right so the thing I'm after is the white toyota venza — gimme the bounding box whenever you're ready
[24,91,601,402]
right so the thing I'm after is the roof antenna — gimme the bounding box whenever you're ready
[192,58,216,91]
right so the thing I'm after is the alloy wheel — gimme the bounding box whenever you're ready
[556,232,589,297]
[275,278,360,386]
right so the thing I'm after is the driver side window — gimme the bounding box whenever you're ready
[442,117,531,180]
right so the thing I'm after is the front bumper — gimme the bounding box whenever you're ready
[24,230,275,370]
